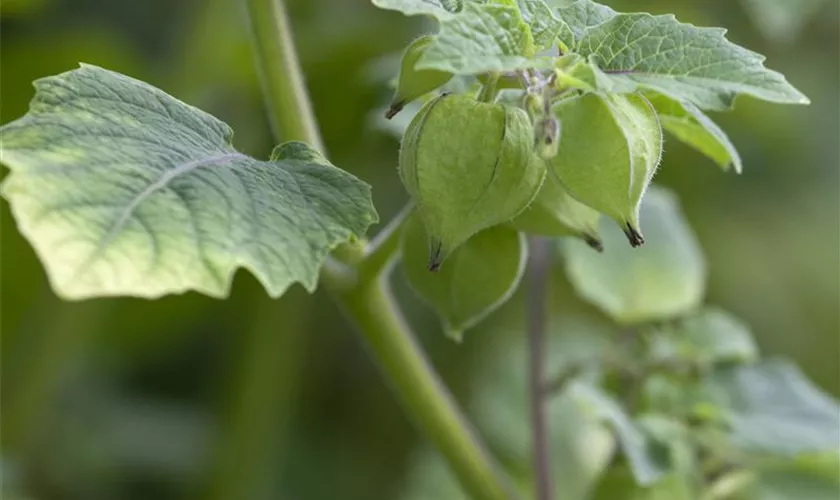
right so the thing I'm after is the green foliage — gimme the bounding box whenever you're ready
[2,1,833,499]
[0,65,377,299]
[564,188,706,324]
[647,93,743,173]
[399,93,544,265]
[401,214,526,340]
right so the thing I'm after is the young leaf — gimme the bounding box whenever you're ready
[648,307,758,368]
[708,360,840,456]
[387,35,453,119]
[571,382,668,486]
[399,93,545,265]
[555,0,617,48]
[0,65,377,299]
[401,215,526,341]
[512,171,603,250]
[570,2,810,110]
[516,0,570,51]
[417,1,542,74]
[564,187,706,324]
[549,93,662,245]
[646,93,743,173]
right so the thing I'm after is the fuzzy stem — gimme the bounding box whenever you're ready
[243,1,512,498]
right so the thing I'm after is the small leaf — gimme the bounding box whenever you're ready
[399,93,545,264]
[648,307,758,368]
[401,215,526,340]
[570,3,810,110]
[512,171,602,250]
[571,382,669,486]
[417,1,544,74]
[386,35,453,119]
[707,360,840,456]
[564,187,706,324]
[549,92,662,244]
[516,0,570,51]
[555,0,617,48]
[647,93,743,173]
[0,65,377,299]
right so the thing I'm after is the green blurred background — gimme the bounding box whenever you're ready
[1,0,837,499]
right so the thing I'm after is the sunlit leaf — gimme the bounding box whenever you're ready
[0,65,377,299]
[565,0,809,110]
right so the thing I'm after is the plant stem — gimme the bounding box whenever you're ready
[527,236,554,500]
[243,1,512,498]
[477,73,501,103]
[327,277,512,500]
[243,0,324,151]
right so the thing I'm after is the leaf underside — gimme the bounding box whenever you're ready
[0,65,378,300]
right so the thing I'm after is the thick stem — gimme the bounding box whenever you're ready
[477,73,501,103]
[244,0,324,151]
[243,1,511,498]
[326,277,512,500]
[527,236,554,500]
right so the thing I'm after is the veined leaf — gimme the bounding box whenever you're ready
[401,215,526,341]
[418,1,544,74]
[517,0,570,51]
[0,65,377,299]
[568,0,809,110]
[555,0,617,48]
[646,93,743,173]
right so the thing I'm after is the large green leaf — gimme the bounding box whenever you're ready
[0,65,377,299]
[555,0,617,47]
[646,93,743,173]
[517,0,570,51]
[400,215,526,340]
[708,361,840,457]
[564,0,809,110]
[564,187,706,324]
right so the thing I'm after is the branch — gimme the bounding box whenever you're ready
[527,236,554,500]
[243,1,512,498]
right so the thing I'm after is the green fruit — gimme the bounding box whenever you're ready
[387,35,453,119]
[399,93,545,267]
[549,93,662,246]
[401,214,526,341]
[512,171,602,250]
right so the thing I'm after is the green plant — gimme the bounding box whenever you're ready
[0,1,836,499]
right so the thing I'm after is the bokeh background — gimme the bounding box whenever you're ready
[1,0,838,499]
